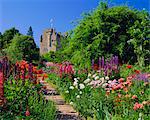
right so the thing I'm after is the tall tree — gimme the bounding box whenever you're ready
[6,35,39,63]
[27,26,33,37]
[1,27,20,49]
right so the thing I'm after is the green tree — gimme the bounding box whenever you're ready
[1,27,20,49]
[6,35,39,63]
[27,26,33,37]
[127,10,150,67]
[54,2,150,68]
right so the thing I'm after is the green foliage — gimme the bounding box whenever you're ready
[0,27,20,49]
[45,2,150,68]
[6,35,39,63]
[28,91,56,120]
[1,78,56,120]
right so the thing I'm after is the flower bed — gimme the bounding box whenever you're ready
[46,62,150,120]
[0,58,56,120]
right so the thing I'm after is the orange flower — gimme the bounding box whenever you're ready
[43,73,48,78]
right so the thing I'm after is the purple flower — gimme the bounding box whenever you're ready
[133,73,150,82]
[92,59,94,69]
[101,56,104,69]
[98,57,101,70]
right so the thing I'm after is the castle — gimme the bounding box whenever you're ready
[40,28,61,55]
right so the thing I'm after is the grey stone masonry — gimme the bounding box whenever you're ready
[40,28,61,55]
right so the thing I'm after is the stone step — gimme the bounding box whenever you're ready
[42,89,59,95]
[56,113,81,120]
[38,77,83,120]
[45,95,65,105]
[56,105,77,114]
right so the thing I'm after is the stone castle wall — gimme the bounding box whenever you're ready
[40,28,61,55]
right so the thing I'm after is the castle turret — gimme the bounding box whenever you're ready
[40,28,61,55]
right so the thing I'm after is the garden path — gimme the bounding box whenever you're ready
[39,78,83,120]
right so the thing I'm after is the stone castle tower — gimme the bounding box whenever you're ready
[40,28,61,55]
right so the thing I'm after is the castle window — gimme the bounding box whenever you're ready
[49,34,52,47]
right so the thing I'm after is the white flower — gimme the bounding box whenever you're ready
[92,74,97,78]
[100,77,105,81]
[105,76,109,80]
[108,80,112,84]
[73,81,78,86]
[79,83,85,89]
[139,113,142,117]
[94,76,99,80]
[88,73,91,77]
[79,91,82,94]
[70,102,73,105]
[102,83,108,88]
[69,86,74,90]
[74,78,78,81]
[65,90,69,93]
[84,78,91,84]
[76,95,80,98]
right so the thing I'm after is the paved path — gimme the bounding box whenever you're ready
[40,79,83,120]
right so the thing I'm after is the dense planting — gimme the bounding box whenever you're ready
[0,57,56,120]
[46,61,150,120]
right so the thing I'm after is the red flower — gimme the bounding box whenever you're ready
[134,70,140,74]
[127,65,132,69]
[25,109,30,116]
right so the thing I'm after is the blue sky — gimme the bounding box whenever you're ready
[0,0,150,46]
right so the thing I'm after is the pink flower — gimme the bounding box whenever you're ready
[132,95,138,99]
[25,109,30,116]
[133,102,143,110]
[118,78,124,83]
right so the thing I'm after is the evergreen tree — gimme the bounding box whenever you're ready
[27,26,33,37]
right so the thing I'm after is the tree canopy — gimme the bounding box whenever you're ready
[0,27,20,49]
[44,2,150,68]
[6,35,39,63]
[0,27,39,63]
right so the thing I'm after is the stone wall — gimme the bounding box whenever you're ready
[40,28,61,55]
